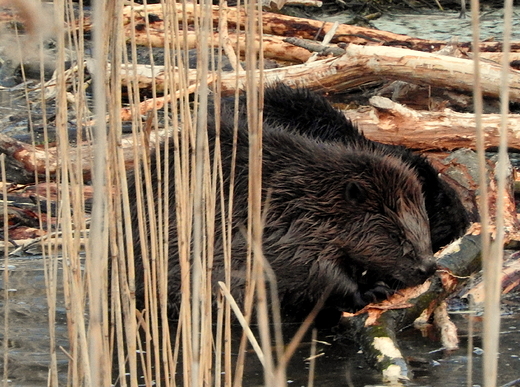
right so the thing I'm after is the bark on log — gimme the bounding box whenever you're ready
[345,97,520,151]
[124,43,520,119]
[120,3,446,50]
[117,4,520,54]
[0,134,56,183]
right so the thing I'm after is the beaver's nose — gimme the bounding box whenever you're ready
[416,259,437,278]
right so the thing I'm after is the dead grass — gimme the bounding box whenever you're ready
[0,0,512,385]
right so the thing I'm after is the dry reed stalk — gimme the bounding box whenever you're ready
[469,1,484,385]
[216,27,242,384]
[125,3,164,385]
[218,3,244,73]
[35,20,61,386]
[466,279,476,387]
[210,35,229,387]
[468,0,512,384]
[481,0,514,385]
[230,1,272,385]
[243,0,290,384]
[51,0,91,385]
[191,0,211,383]
[107,1,143,386]
[150,2,200,384]
[1,155,10,387]
[137,22,168,387]
[159,4,187,384]
[3,2,66,385]
[226,4,253,379]
[88,0,113,382]
[307,328,318,387]
[263,238,284,372]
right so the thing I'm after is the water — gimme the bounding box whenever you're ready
[372,8,520,42]
[0,257,69,386]
[1,255,519,386]
[322,8,520,43]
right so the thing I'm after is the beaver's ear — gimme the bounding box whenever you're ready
[345,181,366,204]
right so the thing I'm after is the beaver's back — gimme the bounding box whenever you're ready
[129,103,435,323]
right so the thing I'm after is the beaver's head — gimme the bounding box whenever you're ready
[335,153,436,288]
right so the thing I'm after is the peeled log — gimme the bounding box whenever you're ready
[295,44,520,102]
[123,44,520,120]
[345,97,520,151]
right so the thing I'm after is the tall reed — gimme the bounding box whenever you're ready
[0,0,514,385]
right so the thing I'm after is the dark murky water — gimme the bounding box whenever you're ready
[1,256,520,386]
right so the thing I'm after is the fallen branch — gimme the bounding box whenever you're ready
[0,130,171,182]
[345,96,520,151]
[119,29,313,63]
[123,43,520,119]
[117,3,520,55]
[120,3,447,51]
[0,134,57,183]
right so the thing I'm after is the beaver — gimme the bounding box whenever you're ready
[128,91,437,323]
[255,83,470,253]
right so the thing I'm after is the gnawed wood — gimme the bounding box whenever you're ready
[345,96,520,151]
[124,44,520,119]
[462,252,520,303]
[337,143,520,379]
[340,233,482,381]
[430,149,519,242]
[433,301,459,351]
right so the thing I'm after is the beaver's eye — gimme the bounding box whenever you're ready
[345,181,366,204]
[389,232,401,244]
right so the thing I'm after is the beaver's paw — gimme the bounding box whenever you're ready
[352,282,395,309]
[363,281,395,303]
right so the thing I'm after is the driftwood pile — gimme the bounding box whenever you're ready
[1,1,520,382]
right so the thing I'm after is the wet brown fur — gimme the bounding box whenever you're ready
[128,98,436,323]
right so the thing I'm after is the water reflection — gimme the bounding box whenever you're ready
[0,257,69,386]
